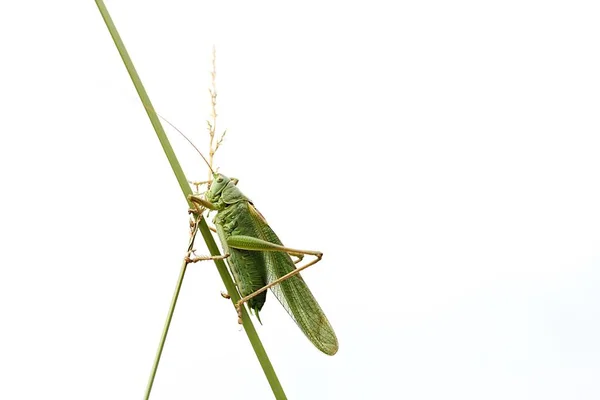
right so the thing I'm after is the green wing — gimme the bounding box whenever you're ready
[248,204,339,355]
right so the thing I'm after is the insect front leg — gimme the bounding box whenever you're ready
[187,180,212,233]
[186,195,228,261]
[189,194,219,211]
[188,194,220,232]
[188,206,218,236]
[188,179,211,194]
[188,210,218,233]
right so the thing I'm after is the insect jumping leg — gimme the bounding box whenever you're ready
[226,235,322,322]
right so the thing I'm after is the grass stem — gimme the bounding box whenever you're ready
[94,1,287,398]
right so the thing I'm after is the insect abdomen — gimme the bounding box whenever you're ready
[216,201,268,314]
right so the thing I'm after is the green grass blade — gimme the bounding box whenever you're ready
[94,1,287,399]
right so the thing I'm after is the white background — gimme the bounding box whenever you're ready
[1,1,600,399]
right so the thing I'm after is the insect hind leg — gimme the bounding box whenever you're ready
[226,235,323,323]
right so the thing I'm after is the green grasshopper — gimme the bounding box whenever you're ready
[188,171,338,356]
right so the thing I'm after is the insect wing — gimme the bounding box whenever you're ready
[248,205,339,355]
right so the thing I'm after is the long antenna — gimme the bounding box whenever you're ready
[155,112,215,175]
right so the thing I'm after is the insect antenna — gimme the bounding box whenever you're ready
[155,112,215,175]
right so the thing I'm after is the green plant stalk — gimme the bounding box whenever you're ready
[94,1,287,399]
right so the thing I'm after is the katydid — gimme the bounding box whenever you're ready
[156,112,338,355]
[189,173,339,356]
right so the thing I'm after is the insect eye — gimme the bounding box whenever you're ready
[217,178,224,183]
